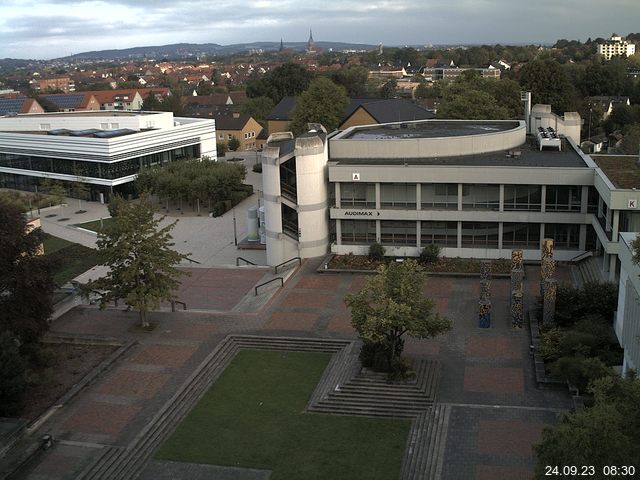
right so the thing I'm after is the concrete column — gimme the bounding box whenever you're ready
[598,196,603,218]
[609,255,617,282]
[458,183,463,211]
[540,185,546,213]
[605,207,612,232]
[498,222,504,250]
[416,184,421,211]
[416,220,421,248]
[539,223,545,249]
[335,183,341,208]
[499,184,504,212]
[336,219,342,245]
[581,185,589,214]
[612,210,620,240]
[579,224,587,251]
[376,220,381,243]
[457,220,462,249]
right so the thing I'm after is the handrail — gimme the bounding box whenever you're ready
[185,256,201,264]
[569,251,593,263]
[274,256,301,274]
[171,300,187,312]
[255,277,283,296]
[236,256,257,266]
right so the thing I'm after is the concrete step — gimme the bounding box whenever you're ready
[310,404,420,418]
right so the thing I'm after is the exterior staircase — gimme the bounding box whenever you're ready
[573,256,604,287]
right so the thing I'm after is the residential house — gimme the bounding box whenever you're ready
[38,93,100,112]
[598,35,636,60]
[266,97,435,134]
[215,112,263,151]
[33,77,75,93]
[588,96,631,120]
[0,97,44,115]
[82,89,144,110]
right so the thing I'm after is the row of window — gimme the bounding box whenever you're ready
[0,145,200,180]
[340,220,586,250]
[339,183,597,213]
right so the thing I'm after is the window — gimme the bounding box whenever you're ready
[340,183,375,208]
[544,224,579,249]
[100,123,109,129]
[545,185,581,212]
[461,222,499,248]
[504,185,541,211]
[228,134,232,140]
[422,184,457,209]
[40,123,51,130]
[341,220,376,244]
[421,221,457,246]
[110,123,119,129]
[502,223,540,248]
[381,221,416,246]
[282,204,298,239]
[380,183,416,209]
[461,184,499,210]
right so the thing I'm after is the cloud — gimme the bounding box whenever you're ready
[0,0,639,58]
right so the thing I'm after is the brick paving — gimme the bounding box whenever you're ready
[96,369,170,399]
[62,401,141,436]
[19,260,574,480]
[132,344,198,368]
[464,366,525,394]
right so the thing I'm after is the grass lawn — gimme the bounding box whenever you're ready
[43,234,101,286]
[74,217,114,232]
[156,350,411,480]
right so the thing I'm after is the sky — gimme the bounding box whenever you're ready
[1,0,639,60]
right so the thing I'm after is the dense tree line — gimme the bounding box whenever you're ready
[136,159,250,215]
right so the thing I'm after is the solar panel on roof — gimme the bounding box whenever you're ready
[41,94,85,109]
[48,128,72,135]
[0,98,27,115]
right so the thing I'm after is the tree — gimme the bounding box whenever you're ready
[246,62,314,104]
[344,259,451,375]
[240,96,275,125]
[227,136,241,152]
[533,374,640,478]
[289,77,348,135]
[616,125,640,155]
[0,331,28,416]
[41,179,66,207]
[0,198,54,344]
[518,59,578,114]
[380,78,397,98]
[83,196,190,327]
[329,65,369,97]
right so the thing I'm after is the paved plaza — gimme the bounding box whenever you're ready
[9,256,572,480]
[5,164,573,479]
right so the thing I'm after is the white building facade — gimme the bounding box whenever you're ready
[0,111,216,201]
[597,35,636,60]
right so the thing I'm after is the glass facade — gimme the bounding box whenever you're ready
[544,223,580,249]
[380,220,416,245]
[341,220,376,244]
[0,145,200,181]
[281,204,298,239]
[546,185,582,212]
[279,157,297,201]
[421,221,458,246]
[380,183,416,209]
[421,184,457,210]
[461,222,499,247]
[461,184,500,210]
[502,223,540,248]
[340,183,376,208]
[504,185,541,211]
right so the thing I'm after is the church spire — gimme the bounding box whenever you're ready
[307,29,315,54]
[279,38,284,52]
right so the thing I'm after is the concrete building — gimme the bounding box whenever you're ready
[33,77,75,93]
[261,106,640,287]
[597,35,636,60]
[215,112,263,152]
[614,232,640,375]
[0,110,216,201]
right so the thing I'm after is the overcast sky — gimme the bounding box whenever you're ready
[1,0,639,60]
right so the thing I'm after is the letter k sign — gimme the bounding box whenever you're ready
[629,199,637,209]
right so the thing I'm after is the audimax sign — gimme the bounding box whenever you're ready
[344,211,381,216]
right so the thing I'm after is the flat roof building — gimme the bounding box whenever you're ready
[0,110,216,201]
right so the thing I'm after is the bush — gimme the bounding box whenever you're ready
[549,356,613,393]
[216,142,227,157]
[419,244,441,264]
[368,242,385,261]
[359,338,410,379]
[0,331,27,416]
[252,163,263,173]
